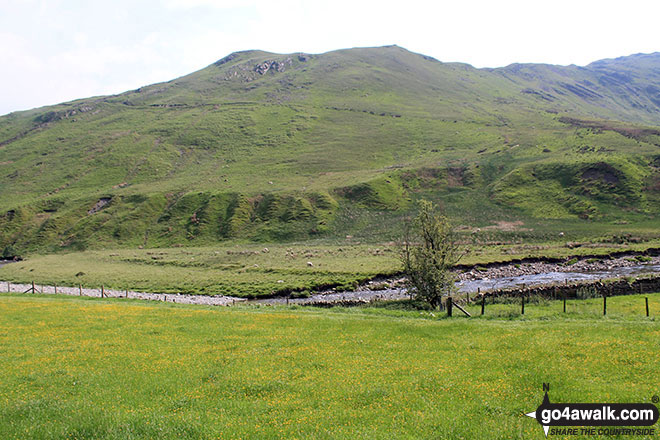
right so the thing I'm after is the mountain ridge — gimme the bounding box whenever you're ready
[4,47,659,118]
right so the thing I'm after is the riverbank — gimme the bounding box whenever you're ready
[255,252,660,305]
[458,254,660,281]
[2,249,660,307]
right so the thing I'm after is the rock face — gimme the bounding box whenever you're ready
[220,57,296,82]
[254,60,289,75]
[88,197,112,215]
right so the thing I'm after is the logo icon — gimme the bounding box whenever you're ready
[525,385,659,437]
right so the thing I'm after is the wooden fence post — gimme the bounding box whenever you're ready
[603,294,607,316]
[32,281,35,293]
[447,296,453,317]
[54,284,57,294]
[646,297,649,317]
[453,301,471,317]
[481,294,485,316]
[521,294,525,315]
[79,284,82,296]
[7,282,10,293]
[101,285,104,298]
[563,291,566,313]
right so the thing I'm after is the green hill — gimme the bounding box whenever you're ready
[2,45,660,253]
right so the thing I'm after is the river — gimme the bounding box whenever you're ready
[252,261,660,305]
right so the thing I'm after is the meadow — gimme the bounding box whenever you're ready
[0,293,658,439]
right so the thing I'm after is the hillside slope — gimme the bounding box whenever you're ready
[1,46,659,253]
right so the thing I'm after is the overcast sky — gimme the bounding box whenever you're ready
[1,0,658,115]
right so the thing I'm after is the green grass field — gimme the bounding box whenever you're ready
[0,293,658,439]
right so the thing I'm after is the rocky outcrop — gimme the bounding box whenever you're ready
[220,57,295,82]
[254,60,290,75]
[88,197,112,215]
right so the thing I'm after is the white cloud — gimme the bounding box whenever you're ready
[164,0,253,9]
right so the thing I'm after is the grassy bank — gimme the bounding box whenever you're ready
[0,293,658,439]
[2,239,660,297]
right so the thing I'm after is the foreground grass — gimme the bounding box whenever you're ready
[0,294,658,439]
[3,239,660,297]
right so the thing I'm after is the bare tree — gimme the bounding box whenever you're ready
[400,200,463,309]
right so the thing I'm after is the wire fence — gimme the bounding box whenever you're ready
[1,275,658,316]
[447,276,659,318]
[0,280,241,306]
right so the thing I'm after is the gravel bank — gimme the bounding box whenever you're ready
[457,255,660,281]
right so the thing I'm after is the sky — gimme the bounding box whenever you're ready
[1,0,658,115]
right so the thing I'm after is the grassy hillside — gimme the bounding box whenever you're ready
[0,294,658,439]
[2,46,660,254]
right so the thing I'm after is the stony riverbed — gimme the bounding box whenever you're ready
[457,255,660,281]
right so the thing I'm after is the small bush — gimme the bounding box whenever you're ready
[400,200,463,309]
[1,244,18,259]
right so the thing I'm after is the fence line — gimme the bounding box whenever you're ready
[0,280,242,306]
[1,275,658,314]
[459,276,659,318]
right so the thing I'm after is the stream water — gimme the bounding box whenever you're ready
[457,263,660,293]
[252,262,660,305]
